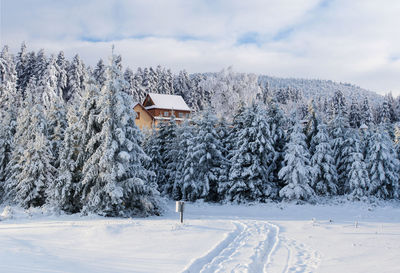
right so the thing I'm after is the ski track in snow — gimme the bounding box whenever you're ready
[182,220,321,273]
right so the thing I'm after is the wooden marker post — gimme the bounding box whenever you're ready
[176,201,185,223]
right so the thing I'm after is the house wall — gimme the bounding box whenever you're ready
[147,108,191,119]
[134,104,154,130]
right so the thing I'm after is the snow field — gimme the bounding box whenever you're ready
[0,201,399,273]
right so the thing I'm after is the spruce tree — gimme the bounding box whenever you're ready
[56,51,69,100]
[330,109,349,194]
[15,132,55,208]
[360,97,373,127]
[162,116,179,197]
[349,99,361,128]
[346,134,370,200]
[366,128,399,199]
[0,46,19,197]
[3,79,47,203]
[310,123,338,196]
[93,59,107,87]
[223,104,276,203]
[171,119,194,200]
[182,111,226,201]
[266,99,287,189]
[279,123,315,202]
[305,100,319,153]
[80,54,160,216]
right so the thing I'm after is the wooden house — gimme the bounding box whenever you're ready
[133,102,154,130]
[134,93,191,129]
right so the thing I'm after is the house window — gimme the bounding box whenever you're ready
[186,113,190,118]
[178,112,184,118]
[136,112,140,119]
[164,111,169,117]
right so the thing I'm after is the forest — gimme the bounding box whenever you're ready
[1,44,400,217]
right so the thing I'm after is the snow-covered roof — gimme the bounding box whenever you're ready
[145,93,191,111]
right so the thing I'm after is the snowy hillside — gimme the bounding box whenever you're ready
[259,75,384,107]
[1,200,399,273]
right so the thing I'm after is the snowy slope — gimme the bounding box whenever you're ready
[0,200,399,273]
[258,75,384,106]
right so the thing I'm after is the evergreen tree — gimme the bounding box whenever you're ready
[5,84,50,207]
[171,119,194,200]
[161,116,179,197]
[346,133,370,200]
[266,99,287,188]
[93,59,107,87]
[305,100,319,153]
[279,123,315,201]
[15,42,29,91]
[331,90,347,117]
[80,54,160,216]
[349,99,361,128]
[0,46,19,197]
[15,132,55,208]
[182,111,226,201]
[174,70,193,108]
[146,118,177,194]
[223,104,276,202]
[310,123,337,196]
[366,128,399,199]
[3,79,47,203]
[66,54,87,102]
[330,108,349,194]
[56,51,69,100]
[360,97,373,127]
[52,79,101,213]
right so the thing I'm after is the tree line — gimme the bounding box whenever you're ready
[1,44,399,217]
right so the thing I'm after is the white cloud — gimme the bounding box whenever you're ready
[1,0,399,95]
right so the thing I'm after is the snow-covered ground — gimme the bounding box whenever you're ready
[1,200,399,273]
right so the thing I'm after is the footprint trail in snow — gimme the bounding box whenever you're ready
[182,220,321,273]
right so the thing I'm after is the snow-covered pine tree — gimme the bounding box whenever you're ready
[174,70,193,108]
[279,123,315,202]
[266,99,287,189]
[305,100,319,153]
[145,116,178,195]
[55,51,69,100]
[6,81,51,207]
[66,54,87,102]
[395,124,400,156]
[3,78,46,203]
[171,119,194,200]
[39,56,67,169]
[310,123,338,196]
[360,97,373,127]
[329,108,349,194]
[51,78,101,213]
[346,132,370,200]
[15,131,55,208]
[80,54,161,216]
[0,46,19,194]
[133,68,147,102]
[182,111,226,202]
[93,59,107,87]
[162,116,179,197]
[15,42,29,92]
[34,49,48,84]
[331,90,347,117]
[366,127,399,199]
[223,103,276,203]
[349,99,361,129]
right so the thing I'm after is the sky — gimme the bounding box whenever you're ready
[1,0,399,96]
